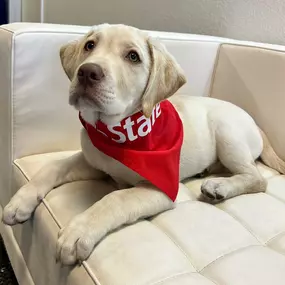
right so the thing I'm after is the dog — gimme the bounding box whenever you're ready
[2,24,285,266]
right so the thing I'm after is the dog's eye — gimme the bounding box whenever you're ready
[84,40,95,51]
[126,51,140,63]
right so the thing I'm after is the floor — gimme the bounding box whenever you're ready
[0,237,18,285]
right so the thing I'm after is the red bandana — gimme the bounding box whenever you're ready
[79,100,183,201]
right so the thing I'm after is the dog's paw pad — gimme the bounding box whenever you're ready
[56,214,103,265]
[2,194,39,226]
[215,193,225,200]
[201,188,215,199]
[201,179,229,202]
[2,203,33,225]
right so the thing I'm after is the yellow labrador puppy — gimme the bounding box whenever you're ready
[3,24,285,265]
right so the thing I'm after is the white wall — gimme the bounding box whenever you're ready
[22,0,41,22]
[23,0,285,45]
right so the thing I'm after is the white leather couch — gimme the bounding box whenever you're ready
[0,23,285,285]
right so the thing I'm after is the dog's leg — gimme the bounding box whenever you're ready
[200,131,267,202]
[56,182,174,265]
[3,152,104,225]
[197,161,230,178]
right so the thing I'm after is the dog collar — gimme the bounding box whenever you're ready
[79,100,183,201]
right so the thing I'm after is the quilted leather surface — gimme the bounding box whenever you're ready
[12,152,285,285]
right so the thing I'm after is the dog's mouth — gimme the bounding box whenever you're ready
[69,92,101,110]
[69,90,126,125]
[69,86,115,111]
[69,82,136,126]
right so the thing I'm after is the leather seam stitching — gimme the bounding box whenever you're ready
[13,161,29,179]
[11,32,16,161]
[266,230,285,245]
[148,271,219,285]
[151,220,198,271]
[9,30,223,44]
[209,43,222,98]
[221,43,285,54]
[266,189,285,207]
[0,27,14,34]
[148,271,191,285]
[217,207,264,244]
[221,192,285,245]
[199,244,262,273]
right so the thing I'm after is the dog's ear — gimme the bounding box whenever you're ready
[142,38,186,117]
[59,39,80,81]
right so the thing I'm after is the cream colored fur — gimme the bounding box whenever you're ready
[2,24,284,266]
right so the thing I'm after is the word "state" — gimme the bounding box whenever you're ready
[97,104,162,143]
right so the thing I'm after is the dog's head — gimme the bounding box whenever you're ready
[60,24,186,125]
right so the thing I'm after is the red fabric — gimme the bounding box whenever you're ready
[79,100,183,201]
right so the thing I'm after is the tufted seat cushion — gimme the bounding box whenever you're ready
[10,151,285,285]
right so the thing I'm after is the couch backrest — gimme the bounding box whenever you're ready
[1,23,285,162]
[0,23,222,160]
[210,44,285,160]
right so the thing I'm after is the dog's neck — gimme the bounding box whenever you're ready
[80,106,143,127]
[79,104,162,145]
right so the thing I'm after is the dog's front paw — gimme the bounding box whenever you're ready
[2,184,40,225]
[201,178,234,203]
[56,212,104,265]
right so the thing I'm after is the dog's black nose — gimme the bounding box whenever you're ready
[77,63,105,86]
